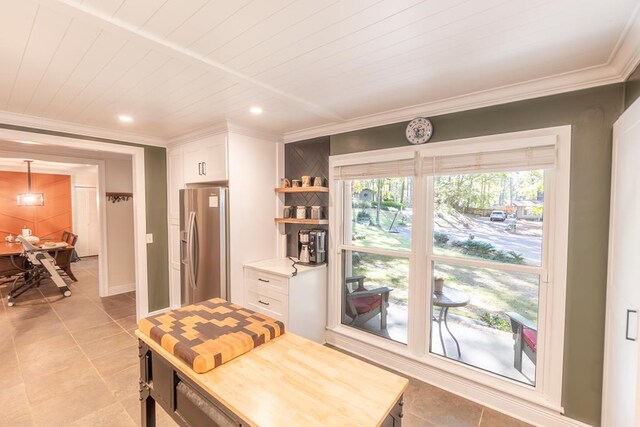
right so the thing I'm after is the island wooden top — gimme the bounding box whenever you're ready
[136,330,408,427]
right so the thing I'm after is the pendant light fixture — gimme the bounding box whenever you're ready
[17,160,44,206]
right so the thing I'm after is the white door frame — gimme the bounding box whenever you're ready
[0,128,149,319]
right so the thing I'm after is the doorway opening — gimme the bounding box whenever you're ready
[0,131,148,320]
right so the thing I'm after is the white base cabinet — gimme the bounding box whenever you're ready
[243,258,327,343]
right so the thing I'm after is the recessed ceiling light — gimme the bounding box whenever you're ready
[250,106,263,115]
[118,115,134,123]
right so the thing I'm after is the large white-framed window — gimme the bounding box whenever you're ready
[327,127,570,412]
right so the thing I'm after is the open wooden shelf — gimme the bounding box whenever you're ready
[274,218,329,225]
[274,186,328,193]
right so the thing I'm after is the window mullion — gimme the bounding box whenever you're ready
[338,244,412,259]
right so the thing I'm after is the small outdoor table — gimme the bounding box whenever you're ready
[432,287,470,358]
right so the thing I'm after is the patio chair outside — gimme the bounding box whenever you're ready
[505,311,537,372]
[345,275,392,329]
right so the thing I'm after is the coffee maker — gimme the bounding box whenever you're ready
[298,230,311,264]
[298,229,326,265]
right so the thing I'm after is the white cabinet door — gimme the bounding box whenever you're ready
[183,143,203,184]
[602,98,640,426]
[201,135,227,181]
[183,135,227,184]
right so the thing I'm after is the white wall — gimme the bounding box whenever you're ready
[73,166,98,187]
[227,131,280,306]
[105,158,135,294]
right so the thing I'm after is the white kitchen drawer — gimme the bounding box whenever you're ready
[243,259,327,343]
[244,269,288,295]
[245,290,287,323]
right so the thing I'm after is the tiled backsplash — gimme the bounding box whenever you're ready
[284,136,330,258]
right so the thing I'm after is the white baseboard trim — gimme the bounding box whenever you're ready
[107,282,135,296]
[146,307,171,317]
[326,330,593,427]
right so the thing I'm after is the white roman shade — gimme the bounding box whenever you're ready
[335,158,416,180]
[334,144,556,180]
[422,145,556,175]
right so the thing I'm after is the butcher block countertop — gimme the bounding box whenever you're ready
[136,330,408,426]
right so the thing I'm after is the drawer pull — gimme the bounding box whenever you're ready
[258,300,270,306]
[258,278,270,283]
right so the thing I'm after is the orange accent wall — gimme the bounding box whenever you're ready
[0,171,72,240]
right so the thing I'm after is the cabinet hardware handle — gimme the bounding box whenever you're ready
[626,309,637,341]
[198,162,202,175]
[202,162,206,175]
[258,300,270,306]
[258,278,269,283]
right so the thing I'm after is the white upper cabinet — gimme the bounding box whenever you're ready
[183,134,228,184]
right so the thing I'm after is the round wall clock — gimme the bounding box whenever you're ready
[405,117,433,145]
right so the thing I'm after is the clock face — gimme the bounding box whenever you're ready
[406,117,433,145]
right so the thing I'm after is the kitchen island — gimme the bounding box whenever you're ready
[136,329,408,426]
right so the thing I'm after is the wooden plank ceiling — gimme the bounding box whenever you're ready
[0,0,637,140]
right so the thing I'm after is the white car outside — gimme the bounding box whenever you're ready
[489,210,507,221]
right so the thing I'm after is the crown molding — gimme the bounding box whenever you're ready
[609,0,640,79]
[167,121,284,148]
[0,110,166,147]
[226,122,284,143]
[283,63,623,143]
[167,122,230,147]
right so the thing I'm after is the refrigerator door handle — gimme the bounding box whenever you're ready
[187,211,197,289]
[192,212,200,288]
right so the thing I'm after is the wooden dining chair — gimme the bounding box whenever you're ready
[63,232,78,246]
[61,231,71,243]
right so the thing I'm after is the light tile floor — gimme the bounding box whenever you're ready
[0,257,532,427]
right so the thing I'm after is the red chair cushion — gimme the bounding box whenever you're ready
[523,328,537,352]
[353,294,382,315]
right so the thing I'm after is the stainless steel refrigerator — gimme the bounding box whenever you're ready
[180,187,229,305]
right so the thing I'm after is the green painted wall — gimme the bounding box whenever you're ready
[331,84,625,426]
[143,146,170,311]
[625,63,640,109]
[0,124,170,312]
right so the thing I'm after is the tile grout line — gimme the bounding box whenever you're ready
[477,407,484,427]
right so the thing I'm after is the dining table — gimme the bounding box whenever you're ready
[1,241,29,256]
[1,240,70,256]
